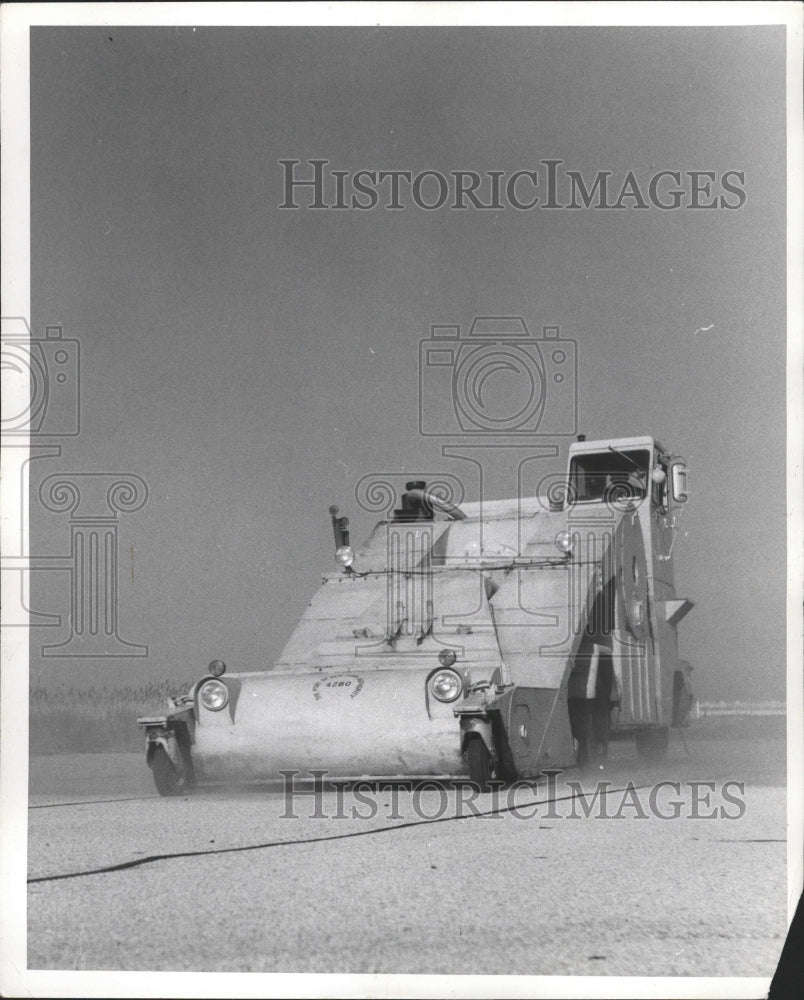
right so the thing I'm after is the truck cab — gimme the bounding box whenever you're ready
[562,436,692,760]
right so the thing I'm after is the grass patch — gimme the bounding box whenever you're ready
[30,684,787,756]
[30,680,194,754]
[686,713,786,741]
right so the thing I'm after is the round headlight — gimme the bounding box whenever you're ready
[199,679,229,711]
[208,659,226,677]
[335,545,355,568]
[429,668,463,703]
[555,530,574,553]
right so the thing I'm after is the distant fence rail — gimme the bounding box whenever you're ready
[695,700,786,718]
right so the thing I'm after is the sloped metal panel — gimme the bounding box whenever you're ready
[279,568,504,674]
[504,687,577,776]
[277,575,389,666]
[490,568,579,688]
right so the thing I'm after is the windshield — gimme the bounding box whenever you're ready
[569,449,650,503]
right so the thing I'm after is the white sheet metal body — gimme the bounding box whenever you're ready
[190,494,647,779]
[190,499,573,779]
[183,439,690,781]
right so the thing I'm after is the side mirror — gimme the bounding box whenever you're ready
[670,461,688,503]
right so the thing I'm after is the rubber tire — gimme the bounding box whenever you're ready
[151,745,189,797]
[467,737,497,793]
[573,698,610,769]
[635,726,669,762]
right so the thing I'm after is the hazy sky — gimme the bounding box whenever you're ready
[29,25,787,699]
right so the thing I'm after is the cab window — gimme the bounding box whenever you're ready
[569,449,650,503]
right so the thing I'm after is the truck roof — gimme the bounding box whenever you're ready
[568,435,660,454]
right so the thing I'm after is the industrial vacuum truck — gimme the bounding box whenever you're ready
[139,435,693,794]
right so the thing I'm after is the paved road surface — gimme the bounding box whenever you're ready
[27,720,789,976]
